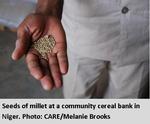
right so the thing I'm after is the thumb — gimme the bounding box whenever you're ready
[12,26,30,60]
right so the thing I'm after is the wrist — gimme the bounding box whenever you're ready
[35,0,63,19]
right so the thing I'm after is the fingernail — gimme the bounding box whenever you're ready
[11,51,16,60]
[43,84,51,91]
[61,68,67,74]
[11,40,19,60]
[34,73,42,80]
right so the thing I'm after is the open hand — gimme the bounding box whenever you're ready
[12,14,68,90]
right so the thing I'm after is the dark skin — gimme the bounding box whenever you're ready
[11,0,68,90]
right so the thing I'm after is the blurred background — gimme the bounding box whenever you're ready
[0,0,63,98]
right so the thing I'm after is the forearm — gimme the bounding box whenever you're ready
[36,0,63,19]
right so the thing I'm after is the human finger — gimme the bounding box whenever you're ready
[26,52,44,80]
[48,53,62,88]
[40,59,54,90]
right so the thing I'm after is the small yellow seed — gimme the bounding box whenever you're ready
[31,35,56,60]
